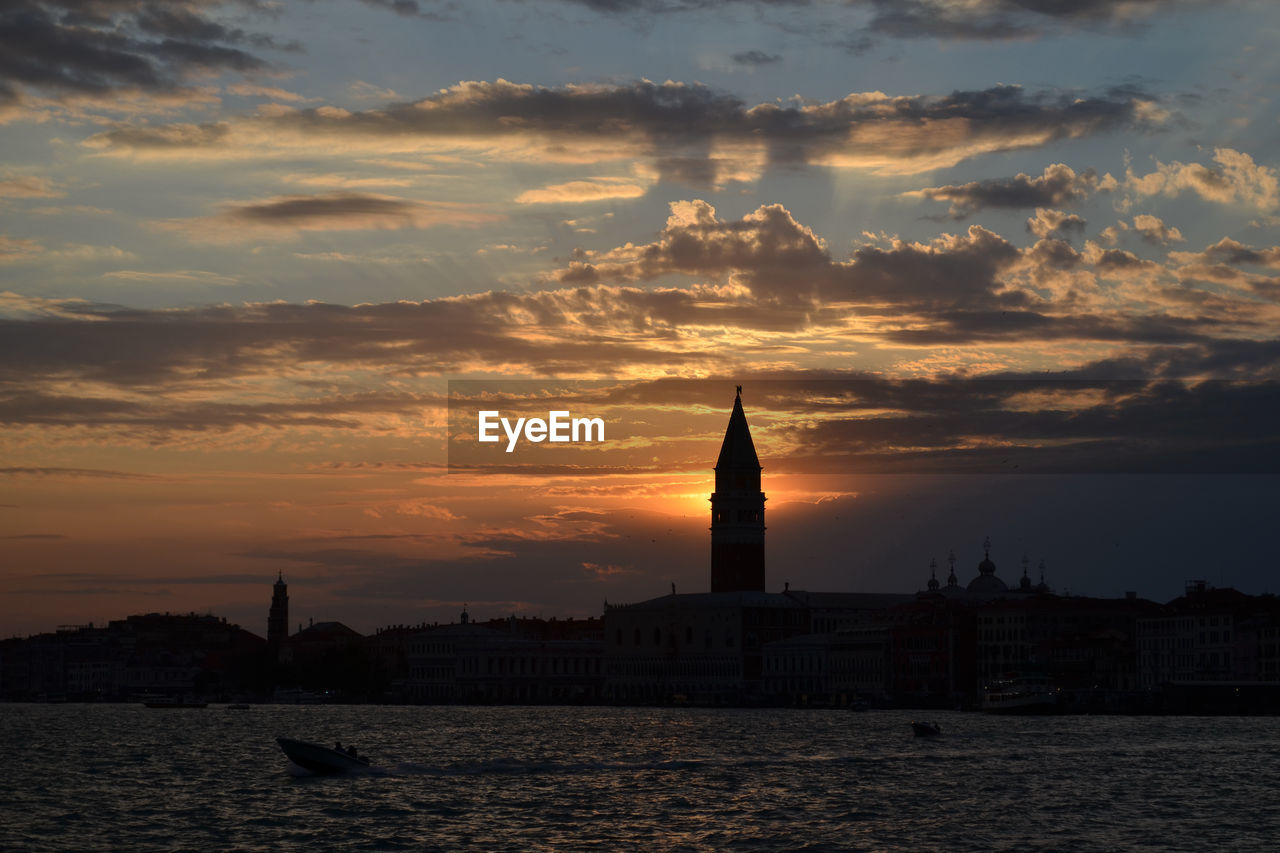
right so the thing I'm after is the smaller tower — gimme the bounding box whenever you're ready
[927,557,940,592]
[1035,558,1051,594]
[946,549,958,588]
[268,572,288,647]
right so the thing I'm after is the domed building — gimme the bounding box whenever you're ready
[967,536,1008,596]
[920,537,1053,601]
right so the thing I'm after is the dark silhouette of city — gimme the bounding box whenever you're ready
[3,387,1280,714]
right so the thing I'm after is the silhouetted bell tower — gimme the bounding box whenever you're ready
[710,386,766,592]
[268,572,288,648]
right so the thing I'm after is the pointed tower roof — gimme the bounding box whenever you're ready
[716,386,760,470]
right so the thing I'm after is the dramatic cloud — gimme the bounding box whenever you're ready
[1168,237,1280,301]
[555,199,828,290]
[770,378,1280,475]
[0,0,286,116]
[555,198,1026,310]
[541,0,1210,42]
[157,192,503,241]
[1026,208,1087,240]
[85,81,1162,178]
[907,164,1116,218]
[1125,148,1279,211]
[1173,237,1280,270]
[3,204,1275,453]
[0,287,736,396]
[856,0,1206,40]
[515,179,649,205]
[1132,214,1184,245]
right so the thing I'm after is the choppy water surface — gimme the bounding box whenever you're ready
[2,705,1278,851]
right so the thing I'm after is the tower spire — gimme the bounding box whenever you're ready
[710,385,766,593]
[268,572,289,648]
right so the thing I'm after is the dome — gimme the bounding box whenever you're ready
[967,536,1006,594]
[967,573,1008,594]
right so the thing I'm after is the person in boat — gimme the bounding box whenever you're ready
[335,740,343,751]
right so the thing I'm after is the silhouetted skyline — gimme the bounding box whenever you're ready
[4,0,1280,638]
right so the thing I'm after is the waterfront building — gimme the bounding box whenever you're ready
[405,611,604,703]
[605,590,807,703]
[1134,581,1280,687]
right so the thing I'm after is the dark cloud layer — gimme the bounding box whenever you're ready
[911,164,1114,219]
[89,80,1161,180]
[859,0,1204,40]
[0,0,283,111]
[4,203,1278,445]
[166,191,502,238]
[447,374,1280,476]
[767,378,1280,475]
[731,49,781,65]
[518,0,1208,42]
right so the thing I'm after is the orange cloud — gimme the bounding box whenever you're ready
[1125,148,1279,211]
[515,179,648,204]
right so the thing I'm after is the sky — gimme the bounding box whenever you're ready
[3,0,1280,639]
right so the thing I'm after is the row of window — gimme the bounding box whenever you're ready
[614,627,737,649]
[412,656,602,677]
[608,659,740,679]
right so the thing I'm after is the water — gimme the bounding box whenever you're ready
[2,706,1278,851]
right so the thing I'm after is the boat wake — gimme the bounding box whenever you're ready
[284,750,916,780]
[379,756,760,777]
[285,761,388,777]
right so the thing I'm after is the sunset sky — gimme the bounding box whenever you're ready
[3,0,1280,639]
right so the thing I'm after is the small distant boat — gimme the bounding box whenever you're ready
[911,721,942,737]
[277,737,374,775]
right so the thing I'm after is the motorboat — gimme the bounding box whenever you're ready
[276,737,375,775]
[911,721,942,737]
